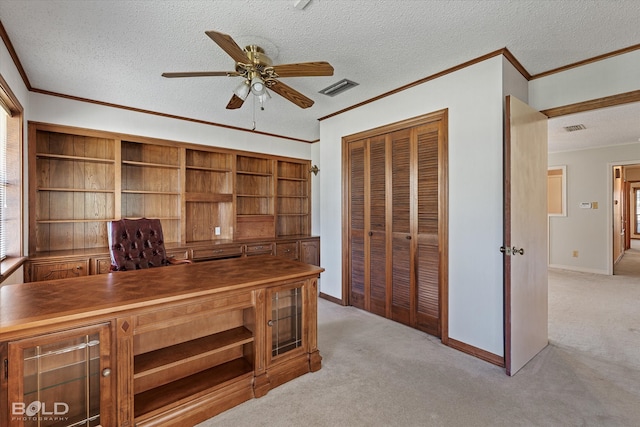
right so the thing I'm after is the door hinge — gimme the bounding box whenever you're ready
[500,246,511,255]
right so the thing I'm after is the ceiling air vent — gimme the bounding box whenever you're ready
[563,124,587,132]
[319,79,359,97]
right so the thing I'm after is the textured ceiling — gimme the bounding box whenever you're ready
[1,0,639,146]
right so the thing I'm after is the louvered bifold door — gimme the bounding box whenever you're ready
[349,140,366,309]
[368,135,388,316]
[415,124,442,336]
[390,129,413,326]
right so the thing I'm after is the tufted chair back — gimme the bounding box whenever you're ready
[107,218,170,271]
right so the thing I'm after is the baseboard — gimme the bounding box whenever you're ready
[548,264,609,275]
[447,338,505,367]
[319,292,345,306]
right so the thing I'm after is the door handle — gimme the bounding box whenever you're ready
[500,246,524,255]
[512,247,524,255]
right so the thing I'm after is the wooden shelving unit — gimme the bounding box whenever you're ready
[27,123,317,281]
[184,149,234,242]
[121,141,181,244]
[31,127,117,252]
[236,155,275,239]
[132,303,255,423]
[276,160,310,237]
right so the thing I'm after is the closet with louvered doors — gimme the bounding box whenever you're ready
[343,110,448,338]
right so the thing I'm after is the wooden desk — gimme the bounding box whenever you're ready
[1,255,324,427]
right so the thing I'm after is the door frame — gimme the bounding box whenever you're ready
[607,160,640,274]
[341,109,449,342]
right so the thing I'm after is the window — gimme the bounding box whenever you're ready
[0,74,23,280]
[0,107,7,260]
[635,187,640,235]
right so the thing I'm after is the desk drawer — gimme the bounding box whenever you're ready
[245,242,275,256]
[191,245,243,261]
[29,260,90,282]
[276,242,299,261]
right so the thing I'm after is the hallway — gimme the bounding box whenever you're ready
[549,248,640,371]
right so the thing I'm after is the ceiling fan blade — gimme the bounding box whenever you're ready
[269,80,314,109]
[205,30,250,64]
[271,61,334,77]
[162,71,238,78]
[226,94,245,110]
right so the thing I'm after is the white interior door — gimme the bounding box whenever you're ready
[504,95,548,376]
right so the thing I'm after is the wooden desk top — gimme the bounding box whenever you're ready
[0,255,323,339]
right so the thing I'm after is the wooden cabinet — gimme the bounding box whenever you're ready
[244,242,275,256]
[276,241,299,261]
[24,237,319,282]
[190,244,244,261]
[27,122,317,281]
[91,256,112,275]
[3,323,114,426]
[1,256,323,426]
[300,238,320,266]
[343,112,447,338]
[26,258,90,282]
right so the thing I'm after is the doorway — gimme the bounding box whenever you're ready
[546,99,640,372]
[612,162,640,274]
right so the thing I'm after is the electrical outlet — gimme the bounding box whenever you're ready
[572,250,579,258]
[214,226,221,236]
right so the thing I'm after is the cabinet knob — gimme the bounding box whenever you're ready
[368,231,373,236]
[102,368,111,377]
[267,320,274,327]
[406,235,412,240]
[76,265,83,270]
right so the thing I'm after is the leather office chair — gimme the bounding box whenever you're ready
[107,218,192,271]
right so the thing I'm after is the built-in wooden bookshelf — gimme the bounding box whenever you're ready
[236,155,275,239]
[277,160,310,237]
[121,141,182,243]
[185,149,234,242]
[32,128,117,252]
[27,122,315,269]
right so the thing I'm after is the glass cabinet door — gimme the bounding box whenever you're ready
[7,324,112,427]
[268,284,304,360]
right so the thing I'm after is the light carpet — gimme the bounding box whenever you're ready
[198,251,640,426]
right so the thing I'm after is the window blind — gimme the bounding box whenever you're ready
[0,109,7,260]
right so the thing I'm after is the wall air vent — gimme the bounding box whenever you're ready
[563,124,587,132]
[319,79,359,97]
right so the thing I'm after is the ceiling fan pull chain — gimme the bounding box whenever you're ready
[252,95,257,131]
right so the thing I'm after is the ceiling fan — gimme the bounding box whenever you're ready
[162,30,334,110]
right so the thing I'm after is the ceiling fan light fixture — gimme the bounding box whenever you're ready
[257,90,271,111]
[257,90,271,104]
[233,80,250,100]
[250,76,266,96]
